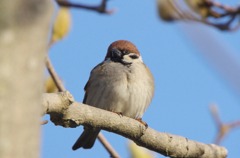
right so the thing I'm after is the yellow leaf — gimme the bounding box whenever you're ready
[129,141,155,158]
[51,7,71,43]
[44,77,58,93]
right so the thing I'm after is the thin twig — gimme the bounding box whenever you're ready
[98,133,120,158]
[56,0,115,14]
[45,56,65,92]
[209,104,240,144]
[229,121,240,129]
[162,0,240,31]
[206,0,238,13]
[210,104,222,126]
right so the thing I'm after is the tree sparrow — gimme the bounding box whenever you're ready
[72,40,154,150]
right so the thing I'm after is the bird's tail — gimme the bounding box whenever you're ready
[72,128,100,150]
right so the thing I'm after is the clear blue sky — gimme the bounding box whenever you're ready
[43,0,240,157]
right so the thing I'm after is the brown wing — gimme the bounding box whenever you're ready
[82,62,104,104]
[82,80,90,104]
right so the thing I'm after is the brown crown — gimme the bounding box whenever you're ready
[105,40,140,59]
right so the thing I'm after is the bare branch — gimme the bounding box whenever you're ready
[56,0,115,14]
[98,133,120,158]
[43,92,228,158]
[45,56,66,92]
[158,0,240,31]
[210,104,222,127]
[210,104,240,145]
[46,56,66,92]
[229,121,240,129]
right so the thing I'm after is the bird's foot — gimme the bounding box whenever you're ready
[111,111,123,117]
[135,118,148,128]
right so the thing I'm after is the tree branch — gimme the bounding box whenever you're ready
[56,0,114,14]
[210,104,240,145]
[158,0,240,31]
[43,92,228,158]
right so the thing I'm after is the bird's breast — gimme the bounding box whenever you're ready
[86,62,154,119]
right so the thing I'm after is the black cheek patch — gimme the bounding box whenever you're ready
[129,54,139,59]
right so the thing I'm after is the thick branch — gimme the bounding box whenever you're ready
[42,92,120,157]
[43,92,228,158]
[42,91,74,115]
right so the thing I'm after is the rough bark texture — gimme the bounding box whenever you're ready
[43,92,228,158]
[0,1,52,158]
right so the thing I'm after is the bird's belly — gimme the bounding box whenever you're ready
[93,80,149,119]
[85,63,153,119]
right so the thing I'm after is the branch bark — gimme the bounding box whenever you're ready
[43,92,228,158]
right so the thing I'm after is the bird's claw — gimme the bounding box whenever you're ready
[111,111,123,117]
[136,118,148,128]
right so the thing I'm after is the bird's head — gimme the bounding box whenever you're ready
[105,40,142,65]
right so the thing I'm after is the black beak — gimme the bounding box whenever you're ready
[111,48,122,59]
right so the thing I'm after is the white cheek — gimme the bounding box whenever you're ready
[122,55,133,63]
[123,55,143,63]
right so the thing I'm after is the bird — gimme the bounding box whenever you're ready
[72,40,154,150]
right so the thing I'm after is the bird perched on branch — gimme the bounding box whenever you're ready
[72,40,154,150]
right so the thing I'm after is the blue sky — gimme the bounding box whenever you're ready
[42,0,240,157]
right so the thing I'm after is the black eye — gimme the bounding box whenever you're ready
[129,54,139,59]
[122,50,130,55]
